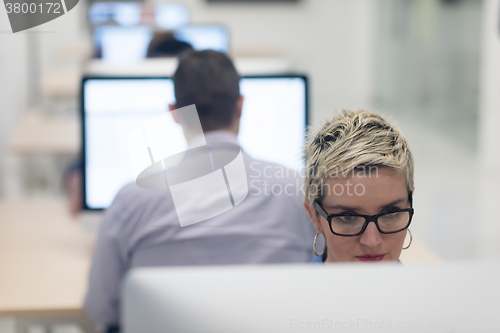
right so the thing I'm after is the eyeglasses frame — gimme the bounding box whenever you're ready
[313,191,414,237]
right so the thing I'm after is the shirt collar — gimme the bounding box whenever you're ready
[188,130,239,148]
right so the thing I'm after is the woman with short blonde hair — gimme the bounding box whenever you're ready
[303,109,414,263]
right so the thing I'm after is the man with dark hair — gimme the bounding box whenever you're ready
[172,50,241,132]
[84,50,315,331]
[146,32,193,58]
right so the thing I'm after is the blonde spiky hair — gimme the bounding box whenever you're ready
[303,109,414,205]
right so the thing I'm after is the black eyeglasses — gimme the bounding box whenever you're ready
[314,191,414,237]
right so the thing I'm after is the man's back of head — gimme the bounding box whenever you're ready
[172,50,241,133]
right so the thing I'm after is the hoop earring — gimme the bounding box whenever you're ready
[313,233,326,257]
[403,229,412,250]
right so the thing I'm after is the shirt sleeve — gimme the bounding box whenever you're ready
[84,196,130,325]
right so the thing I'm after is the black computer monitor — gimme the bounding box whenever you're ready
[81,75,308,210]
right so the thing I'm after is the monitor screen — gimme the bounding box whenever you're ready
[173,25,229,53]
[89,2,142,26]
[93,25,228,63]
[94,26,153,64]
[82,76,307,210]
[155,3,190,30]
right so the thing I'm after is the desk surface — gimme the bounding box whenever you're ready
[9,112,79,155]
[0,198,93,317]
[0,198,440,317]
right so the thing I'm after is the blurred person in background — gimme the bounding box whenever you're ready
[84,50,315,332]
[146,31,193,57]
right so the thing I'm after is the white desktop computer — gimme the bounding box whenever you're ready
[123,262,500,333]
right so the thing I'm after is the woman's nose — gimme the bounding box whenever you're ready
[359,221,383,248]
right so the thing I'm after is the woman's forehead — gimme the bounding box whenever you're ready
[321,167,408,209]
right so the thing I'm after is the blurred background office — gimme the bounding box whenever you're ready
[0,0,499,331]
[1,0,499,256]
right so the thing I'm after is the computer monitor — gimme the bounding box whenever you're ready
[123,262,500,333]
[88,2,142,26]
[93,24,229,64]
[174,25,229,53]
[81,76,308,210]
[155,3,190,30]
[94,25,153,64]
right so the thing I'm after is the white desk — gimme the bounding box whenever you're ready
[0,198,95,332]
[41,57,294,98]
[84,57,293,77]
[9,112,79,155]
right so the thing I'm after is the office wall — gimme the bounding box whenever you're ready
[479,0,500,169]
[478,0,500,257]
[0,10,27,198]
[371,0,483,260]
